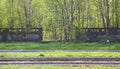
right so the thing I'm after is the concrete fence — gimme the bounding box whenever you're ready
[0,28,42,42]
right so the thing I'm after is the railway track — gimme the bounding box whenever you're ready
[0,57,120,66]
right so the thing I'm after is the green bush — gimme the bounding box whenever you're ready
[39,54,45,57]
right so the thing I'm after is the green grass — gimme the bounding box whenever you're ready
[0,66,119,69]
[0,51,120,57]
[0,42,120,50]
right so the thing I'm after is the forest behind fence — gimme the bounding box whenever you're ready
[0,0,120,42]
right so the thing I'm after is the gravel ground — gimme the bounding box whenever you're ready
[0,57,120,66]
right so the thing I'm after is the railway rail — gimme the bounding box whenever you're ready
[0,57,120,66]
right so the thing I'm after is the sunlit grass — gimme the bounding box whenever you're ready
[0,42,120,50]
[0,51,120,58]
[0,65,119,69]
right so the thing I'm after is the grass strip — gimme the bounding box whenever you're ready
[0,42,120,50]
[0,65,120,69]
[0,51,120,58]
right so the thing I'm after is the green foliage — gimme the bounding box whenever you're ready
[0,0,120,41]
[39,53,45,57]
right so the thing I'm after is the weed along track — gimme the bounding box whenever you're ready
[0,57,120,66]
